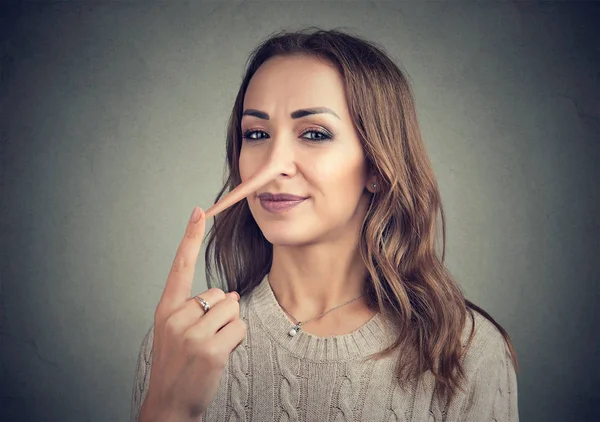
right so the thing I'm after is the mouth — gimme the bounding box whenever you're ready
[257,192,307,201]
[258,197,307,213]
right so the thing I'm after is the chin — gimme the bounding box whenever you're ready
[248,200,323,246]
[258,223,316,247]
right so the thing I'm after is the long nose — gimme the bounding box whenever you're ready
[204,138,296,219]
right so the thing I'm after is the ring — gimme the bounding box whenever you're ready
[194,295,210,313]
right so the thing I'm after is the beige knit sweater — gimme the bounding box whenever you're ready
[130,275,519,421]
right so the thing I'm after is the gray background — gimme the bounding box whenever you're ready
[1,1,598,421]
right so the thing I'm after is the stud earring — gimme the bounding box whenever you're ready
[371,182,377,191]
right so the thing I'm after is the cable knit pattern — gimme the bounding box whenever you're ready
[276,348,301,421]
[130,275,519,421]
[225,330,249,421]
[385,378,408,422]
[330,363,353,421]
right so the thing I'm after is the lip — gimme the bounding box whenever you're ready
[259,197,307,213]
[257,192,308,201]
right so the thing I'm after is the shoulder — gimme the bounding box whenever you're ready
[447,308,519,420]
[237,279,264,318]
[238,288,253,318]
[459,308,513,370]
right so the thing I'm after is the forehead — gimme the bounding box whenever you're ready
[243,55,349,118]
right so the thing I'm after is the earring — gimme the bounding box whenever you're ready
[371,182,377,191]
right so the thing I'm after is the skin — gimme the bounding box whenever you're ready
[239,54,378,336]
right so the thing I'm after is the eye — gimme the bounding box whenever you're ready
[242,129,268,141]
[301,128,333,142]
[241,128,333,142]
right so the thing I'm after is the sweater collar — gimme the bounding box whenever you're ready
[249,274,394,362]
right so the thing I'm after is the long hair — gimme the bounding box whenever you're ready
[204,27,518,404]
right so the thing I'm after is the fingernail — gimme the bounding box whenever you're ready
[228,291,240,301]
[190,207,201,223]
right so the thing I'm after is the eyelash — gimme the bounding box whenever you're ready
[241,127,333,142]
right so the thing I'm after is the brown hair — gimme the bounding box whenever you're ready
[204,27,518,404]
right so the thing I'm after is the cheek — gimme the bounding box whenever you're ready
[310,154,366,194]
[238,149,255,182]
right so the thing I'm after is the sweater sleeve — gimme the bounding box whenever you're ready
[129,326,154,422]
[460,333,519,421]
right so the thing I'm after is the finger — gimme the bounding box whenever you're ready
[204,161,284,219]
[213,318,247,352]
[158,207,206,315]
[162,288,230,334]
[190,296,240,336]
[226,291,240,301]
[187,290,238,319]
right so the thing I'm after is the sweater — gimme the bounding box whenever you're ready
[130,275,519,421]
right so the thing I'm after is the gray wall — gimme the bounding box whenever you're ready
[1,1,598,421]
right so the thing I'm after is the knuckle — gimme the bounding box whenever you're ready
[207,287,225,298]
[235,319,247,335]
[199,343,226,368]
[171,253,191,274]
[184,227,201,240]
[203,287,226,304]
[213,297,239,317]
[226,298,240,314]
[163,314,183,335]
[203,343,220,359]
[182,331,202,353]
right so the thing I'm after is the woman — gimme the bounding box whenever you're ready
[130,27,519,421]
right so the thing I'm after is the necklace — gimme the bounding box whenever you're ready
[268,275,366,337]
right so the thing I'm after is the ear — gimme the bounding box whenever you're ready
[366,174,378,193]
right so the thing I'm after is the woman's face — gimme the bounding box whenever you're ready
[239,54,375,246]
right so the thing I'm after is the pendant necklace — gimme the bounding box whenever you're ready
[270,277,366,337]
[279,295,365,337]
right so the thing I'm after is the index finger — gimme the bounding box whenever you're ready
[158,207,206,314]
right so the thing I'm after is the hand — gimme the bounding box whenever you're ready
[140,207,246,421]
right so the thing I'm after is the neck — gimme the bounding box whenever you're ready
[267,241,370,322]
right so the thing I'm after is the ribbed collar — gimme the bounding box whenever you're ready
[249,275,394,363]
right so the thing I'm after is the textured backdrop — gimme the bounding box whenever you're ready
[1,1,598,421]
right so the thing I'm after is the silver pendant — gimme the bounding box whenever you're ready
[289,323,301,337]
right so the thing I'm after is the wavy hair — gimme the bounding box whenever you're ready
[204,27,518,403]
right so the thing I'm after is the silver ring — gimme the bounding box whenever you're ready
[194,295,210,313]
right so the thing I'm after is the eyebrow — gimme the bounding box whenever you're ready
[242,107,340,120]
